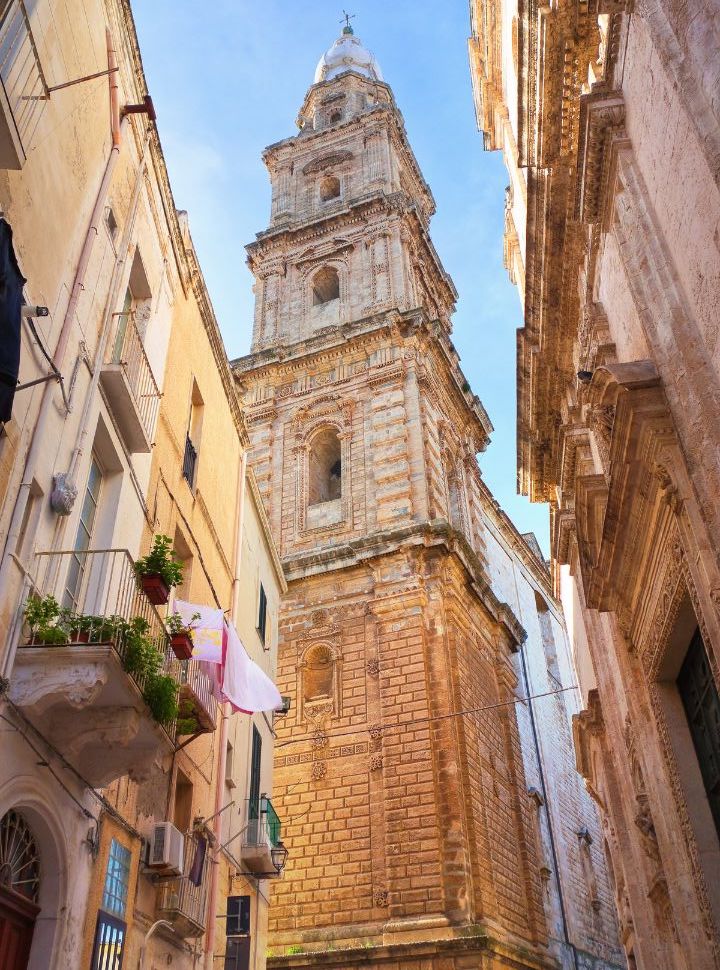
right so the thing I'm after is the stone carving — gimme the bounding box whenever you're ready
[311,761,327,781]
[366,656,379,677]
[373,889,389,907]
[369,754,383,771]
[312,729,328,750]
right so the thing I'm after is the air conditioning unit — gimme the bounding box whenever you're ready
[148,822,184,874]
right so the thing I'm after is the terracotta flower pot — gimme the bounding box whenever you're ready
[140,573,170,605]
[68,630,90,643]
[171,632,194,660]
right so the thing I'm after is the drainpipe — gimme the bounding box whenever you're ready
[0,35,126,675]
[204,449,248,970]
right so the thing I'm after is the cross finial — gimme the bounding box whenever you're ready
[340,10,355,33]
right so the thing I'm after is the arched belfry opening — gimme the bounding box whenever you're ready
[319,175,340,202]
[308,427,342,505]
[311,266,340,306]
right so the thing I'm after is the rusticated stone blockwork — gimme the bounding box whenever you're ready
[270,553,546,954]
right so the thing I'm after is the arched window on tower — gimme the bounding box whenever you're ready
[308,427,342,505]
[319,175,341,202]
[311,266,340,305]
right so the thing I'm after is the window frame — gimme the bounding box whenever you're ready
[257,583,268,646]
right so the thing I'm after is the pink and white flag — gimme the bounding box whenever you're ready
[174,599,224,664]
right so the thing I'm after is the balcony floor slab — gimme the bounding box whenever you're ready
[9,644,172,786]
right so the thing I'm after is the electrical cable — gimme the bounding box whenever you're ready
[23,315,70,413]
[275,683,578,750]
[2,697,143,842]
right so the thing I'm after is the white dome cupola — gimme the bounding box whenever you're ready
[314,23,383,84]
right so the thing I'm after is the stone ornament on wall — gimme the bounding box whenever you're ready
[373,889,389,907]
[311,761,327,781]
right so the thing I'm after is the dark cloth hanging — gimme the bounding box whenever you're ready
[188,832,207,887]
[0,218,26,423]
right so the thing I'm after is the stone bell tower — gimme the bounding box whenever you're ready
[233,24,554,970]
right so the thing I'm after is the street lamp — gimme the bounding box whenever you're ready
[270,841,288,875]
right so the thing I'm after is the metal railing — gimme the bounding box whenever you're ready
[21,549,214,741]
[245,797,281,847]
[157,832,208,936]
[106,312,161,444]
[174,655,217,730]
[182,433,197,489]
[0,0,48,154]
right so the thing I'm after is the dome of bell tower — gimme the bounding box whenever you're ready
[313,26,383,84]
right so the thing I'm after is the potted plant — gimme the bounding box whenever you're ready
[166,611,200,660]
[63,612,118,644]
[133,535,183,606]
[23,594,69,646]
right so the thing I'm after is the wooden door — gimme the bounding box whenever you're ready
[0,885,39,970]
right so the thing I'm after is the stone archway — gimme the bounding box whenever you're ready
[0,788,67,970]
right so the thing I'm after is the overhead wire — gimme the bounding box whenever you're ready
[275,683,579,750]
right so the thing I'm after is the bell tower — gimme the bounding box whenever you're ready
[233,25,553,970]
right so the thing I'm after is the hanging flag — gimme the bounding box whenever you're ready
[174,599,224,664]
[221,620,282,714]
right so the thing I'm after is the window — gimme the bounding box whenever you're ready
[248,725,262,818]
[91,838,131,970]
[311,265,339,305]
[101,839,131,917]
[319,175,340,202]
[173,769,194,833]
[329,110,342,124]
[64,454,103,609]
[227,895,251,936]
[111,250,152,362]
[677,627,720,837]
[183,380,204,490]
[308,427,342,505]
[257,583,268,646]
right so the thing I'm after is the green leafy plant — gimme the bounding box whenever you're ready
[143,672,179,726]
[24,594,61,631]
[166,611,200,636]
[121,617,163,681]
[175,715,199,735]
[134,535,183,588]
[23,595,68,645]
[33,625,69,646]
[286,945,304,955]
[63,612,124,643]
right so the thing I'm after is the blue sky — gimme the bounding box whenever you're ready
[133,0,550,554]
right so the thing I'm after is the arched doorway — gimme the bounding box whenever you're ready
[0,810,41,969]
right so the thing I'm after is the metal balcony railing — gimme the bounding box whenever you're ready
[22,549,214,741]
[157,833,208,937]
[0,0,48,160]
[106,312,161,446]
[245,796,281,847]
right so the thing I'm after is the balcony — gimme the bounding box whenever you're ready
[9,548,216,787]
[156,833,208,937]
[0,0,48,169]
[241,797,283,876]
[100,313,161,453]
